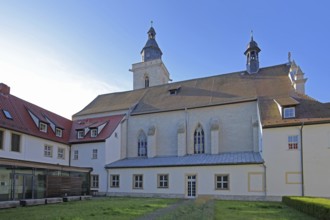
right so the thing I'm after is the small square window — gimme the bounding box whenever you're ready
[58,148,65,159]
[73,150,79,160]
[91,129,98,138]
[77,130,84,139]
[288,135,299,150]
[283,107,295,118]
[215,174,229,190]
[56,128,63,137]
[157,174,169,188]
[133,174,143,189]
[110,175,120,188]
[44,145,53,157]
[40,122,48,133]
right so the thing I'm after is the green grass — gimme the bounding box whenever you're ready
[0,197,317,220]
[214,200,316,220]
[0,197,177,220]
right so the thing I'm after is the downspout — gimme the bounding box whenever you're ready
[185,108,188,154]
[263,164,267,198]
[300,122,305,196]
[69,144,72,166]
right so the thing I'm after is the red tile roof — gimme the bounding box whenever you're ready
[0,91,72,144]
[69,114,124,143]
[0,83,125,144]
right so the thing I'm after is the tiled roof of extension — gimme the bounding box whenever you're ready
[105,152,264,168]
[75,63,330,127]
[0,91,72,144]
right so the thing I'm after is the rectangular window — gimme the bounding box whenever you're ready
[73,150,79,160]
[288,135,299,150]
[77,130,84,139]
[91,175,99,188]
[39,122,48,133]
[158,174,169,188]
[11,133,20,152]
[91,129,98,138]
[215,174,229,190]
[110,175,120,188]
[283,107,295,118]
[58,148,65,159]
[0,130,3,150]
[133,174,143,189]
[44,145,53,157]
[55,128,63,137]
[92,149,98,159]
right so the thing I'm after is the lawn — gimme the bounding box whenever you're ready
[0,197,177,220]
[0,197,316,220]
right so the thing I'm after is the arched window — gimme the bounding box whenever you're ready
[138,131,147,157]
[194,125,205,154]
[145,76,149,88]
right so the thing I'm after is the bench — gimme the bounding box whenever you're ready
[20,198,46,206]
[0,201,20,209]
[46,197,63,204]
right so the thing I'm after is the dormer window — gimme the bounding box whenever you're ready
[168,86,181,96]
[77,130,85,139]
[55,128,63,137]
[283,107,295,119]
[91,128,98,138]
[39,122,48,133]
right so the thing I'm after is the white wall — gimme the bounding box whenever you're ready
[302,124,330,197]
[107,164,265,198]
[0,128,69,165]
[263,127,302,197]
[127,101,258,158]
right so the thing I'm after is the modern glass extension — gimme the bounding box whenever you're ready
[0,158,91,201]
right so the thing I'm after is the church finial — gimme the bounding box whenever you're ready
[250,30,254,41]
[151,20,153,27]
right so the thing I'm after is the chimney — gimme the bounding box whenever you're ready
[0,83,10,95]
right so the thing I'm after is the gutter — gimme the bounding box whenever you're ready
[300,122,305,196]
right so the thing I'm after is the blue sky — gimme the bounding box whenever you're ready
[0,0,329,118]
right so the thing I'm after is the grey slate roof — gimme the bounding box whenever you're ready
[105,152,264,169]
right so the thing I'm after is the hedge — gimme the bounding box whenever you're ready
[282,196,330,220]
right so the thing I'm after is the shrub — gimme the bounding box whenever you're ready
[282,196,330,220]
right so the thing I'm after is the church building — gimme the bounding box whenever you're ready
[73,26,330,200]
[1,25,330,201]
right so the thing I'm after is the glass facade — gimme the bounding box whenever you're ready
[0,164,90,201]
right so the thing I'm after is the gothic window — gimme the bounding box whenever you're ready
[145,76,149,88]
[138,131,147,157]
[194,125,205,154]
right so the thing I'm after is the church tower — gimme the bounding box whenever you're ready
[130,24,171,90]
[244,32,261,74]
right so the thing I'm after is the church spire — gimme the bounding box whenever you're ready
[141,23,163,62]
[244,31,261,74]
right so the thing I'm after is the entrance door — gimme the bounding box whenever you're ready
[13,174,33,200]
[186,175,197,198]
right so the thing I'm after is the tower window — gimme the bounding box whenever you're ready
[145,76,150,88]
